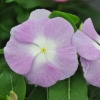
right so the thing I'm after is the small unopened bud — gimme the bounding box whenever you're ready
[79,23,83,31]
[7,96,11,100]
[7,91,18,100]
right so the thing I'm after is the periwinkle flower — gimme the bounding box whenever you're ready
[4,9,78,87]
[72,18,100,87]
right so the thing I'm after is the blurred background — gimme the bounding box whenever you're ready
[0,0,100,100]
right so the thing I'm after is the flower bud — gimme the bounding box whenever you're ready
[79,23,83,31]
[7,91,17,100]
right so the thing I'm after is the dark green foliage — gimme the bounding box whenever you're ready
[0,0,100,100]
[0,62,26,100]
[49,71,88,100]
[28,86,47,100]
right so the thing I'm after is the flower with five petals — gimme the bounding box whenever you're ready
[72,18,100,87]
[4,9,78,87]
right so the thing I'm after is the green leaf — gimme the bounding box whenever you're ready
[0,63,26,100]
[49,11,77,31]
[0,62,10,74]
[26,84,35,98]
[16,0,40,9]
[66,13,80,24]
[16,9,30,23]
[88,85,100,100]
[16,0,53,9]
[0,95,6,100]
[28,86,47,100]
[0,49,4,54]
[49,71,88,100]
[6,0,15,3]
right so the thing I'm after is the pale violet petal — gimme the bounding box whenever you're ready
[81,57,100,87]
[45,17,74,48]
[11,19,46,44]
[72,30,100,60]
[4,38,40,75]
[82,18,100,44]
[29,9,51,19]
[25,53,60,87]
[45,46,78,80]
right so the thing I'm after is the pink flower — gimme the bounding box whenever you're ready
[4,9,78,87]
[55,0,68,2]
[72,18,100,87]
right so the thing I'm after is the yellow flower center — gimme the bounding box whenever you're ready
[41,47,46,53]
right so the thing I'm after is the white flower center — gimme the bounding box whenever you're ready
[41,47,46,53]
[32,36,57,62]
[29,36,58,68]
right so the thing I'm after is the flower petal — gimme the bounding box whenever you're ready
[25,53,60,87]
[45,17,74,48]
[81,57,100,87]
[11,19,46,45]
[72,30,100,60]
[4,38,40,75]
[45,46,78,80]
[82,18,100,44]
[29,9,51,19]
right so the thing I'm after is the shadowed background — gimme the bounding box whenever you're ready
[0,0,100,100]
